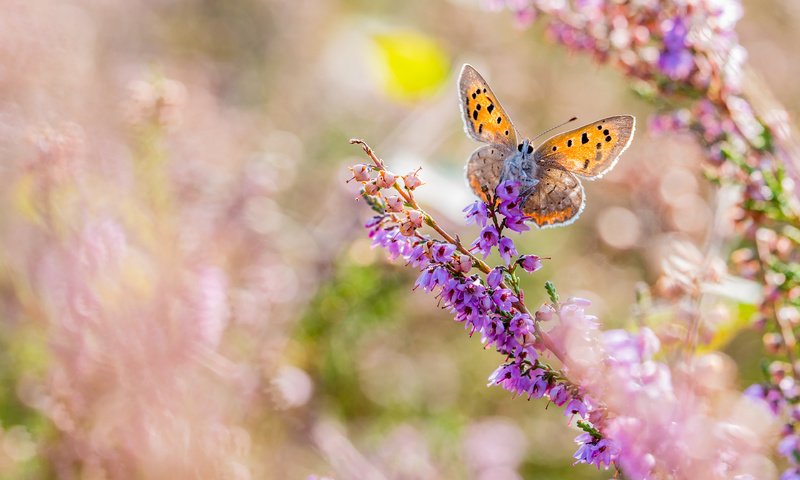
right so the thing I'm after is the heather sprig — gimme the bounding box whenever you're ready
[349,139,616,471]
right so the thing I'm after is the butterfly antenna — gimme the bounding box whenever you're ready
[531,116,578,142]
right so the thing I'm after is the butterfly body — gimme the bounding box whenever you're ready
[458,64,635,228]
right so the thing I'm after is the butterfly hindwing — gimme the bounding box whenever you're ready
[458,64,518,149]
[466,144,513,203]
[522,163,585,228]
[533,115,635,179]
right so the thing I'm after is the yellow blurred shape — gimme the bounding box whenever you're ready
[371,30,449,102]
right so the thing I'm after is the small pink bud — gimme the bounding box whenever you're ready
[363,182,379,196]
[385,195,404,213]
[403,169,423,190]
[399,220,417,236]
[406,210,423,228]
[453,255,472,274]
[350,164,371,182]
[376,170,396,189]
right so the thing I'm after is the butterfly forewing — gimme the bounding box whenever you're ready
[458,64,518,149]
[522,163,585,228]
[533,115,635,179]
[466,144,513,203]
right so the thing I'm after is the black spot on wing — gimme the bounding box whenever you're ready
[581,132,589,144]
[605,135,612,142]
[479,124,483,133]
[597,125,602,130]
[603,129,610,135]
[487,104,494,113]
[596,143,601,149]
[496,117,502,124]
[476,104,482,111]
[583,159,590,170]
[567,139,573,147]
[473,110,478,120]
[472,93,476,99]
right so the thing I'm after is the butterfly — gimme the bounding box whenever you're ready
[459,64,635,228]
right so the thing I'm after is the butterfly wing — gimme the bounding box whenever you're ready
[522,163,585,228]
[533,115,635,179]
[466,144,514,202]
[458,64,518,149]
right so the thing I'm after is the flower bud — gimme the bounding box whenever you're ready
[363,182,379,196]
[385,195,404,213]
[453,255,472,274]
[406,210,423,228]
[350,164,371,182]
[518,255,543,273]
[403,169,423,190]
[376,170,396,189]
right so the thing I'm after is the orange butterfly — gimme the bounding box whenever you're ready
[459,64,635,228]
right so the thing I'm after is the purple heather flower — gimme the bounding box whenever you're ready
[492,288,518,312]
[573,433,619,470]
[488,362,522,388]
[496,181,520,202]
[782,468,800,480]
[528,371,549,399]
[486,267,504,288]
[463,200,489,227]
[508,312,534,338]
[498,237,517,265]
[405,244,430,270]
[565,398,588,418]
[778,434,799,459]
[518,255,542,273]
[658,48,694,81]
[549,384,569,406]
[430,242,456,263]
[662,17,688,51]
[473,224,499,258]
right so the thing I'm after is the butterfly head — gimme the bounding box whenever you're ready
[516,139,534,157]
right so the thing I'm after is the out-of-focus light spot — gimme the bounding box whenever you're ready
[659,167,698,201]
[669,193,710,233]
[462,418,527,475]
[243,196,284,234]
[370,30,450,102]
[272,365,313,409]
[596,206,641,249]
[2,426,36,462]
[358,347,421,407]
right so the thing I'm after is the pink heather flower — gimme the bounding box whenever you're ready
[453,255,473,274]
[376,170,396,188]
[406,210,424,228]
[497,237,517,265]
[399,220,417,237]
[350,164,371,182]
[385,195,404,212]
[518,255,542,273]
[403,170,423,189]
[363,182,379,196]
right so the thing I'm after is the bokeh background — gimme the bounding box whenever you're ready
[0,0,799,478]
